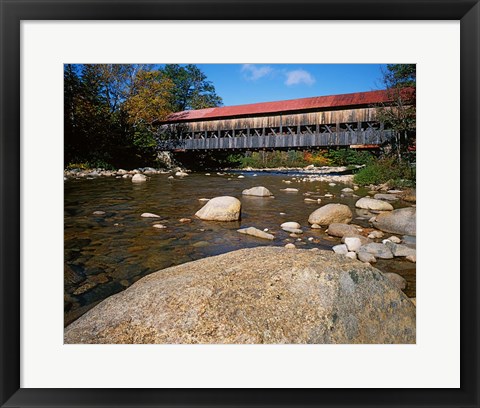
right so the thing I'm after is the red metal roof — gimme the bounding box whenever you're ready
[163,88,414,123]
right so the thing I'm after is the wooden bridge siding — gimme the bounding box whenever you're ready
[184,107,382,132]
[180,130,391,151]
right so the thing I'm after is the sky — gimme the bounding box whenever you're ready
[196,64,387,107]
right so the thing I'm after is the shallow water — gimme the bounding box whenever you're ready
[64,171,416,325]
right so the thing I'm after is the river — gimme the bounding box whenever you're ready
[64,171,416,326]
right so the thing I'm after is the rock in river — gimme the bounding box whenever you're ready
[131,174,147,183]
[195,196,241,221]
[141,212,161,218]
[358,243,393,259]
[355,197,393,211]
[327,223,360,238]
[237,227,274,240]
[64,247,416,344]
[242,186,274,197]
[308,204,353,226]
[281,222,301,230]
[372,207,416,236]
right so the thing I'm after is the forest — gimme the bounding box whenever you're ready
[64,64,222,169]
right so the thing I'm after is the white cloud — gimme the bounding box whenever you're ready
[284,69,316,86]
[241,64,273,80]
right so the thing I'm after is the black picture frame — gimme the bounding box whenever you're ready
[1,1,479,407]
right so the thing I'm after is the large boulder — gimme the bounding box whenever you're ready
[242,186,274,197]
[355,197,394,211]
[308,204,353,226]
[64,247,416,344]
[372,207,416,236]
[195,196,241,221]
[327,223,361,238]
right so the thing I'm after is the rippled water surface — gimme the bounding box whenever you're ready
[64,171,416,325]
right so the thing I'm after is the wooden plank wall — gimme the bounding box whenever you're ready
[180,107,381,132]
[179,130,393,151]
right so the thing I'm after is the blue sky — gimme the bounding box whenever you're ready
[196,64,387,107]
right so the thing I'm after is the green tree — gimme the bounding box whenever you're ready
[377,64,416,162]
[162,64,223,112]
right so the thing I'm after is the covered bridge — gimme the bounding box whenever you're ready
[157,88,414,151]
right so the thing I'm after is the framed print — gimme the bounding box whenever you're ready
[1,0,479,407]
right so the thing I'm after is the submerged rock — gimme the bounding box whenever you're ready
[195,196,241,221]
[308,204,353,226]
[237,227,274,240]
[64,247,416,344]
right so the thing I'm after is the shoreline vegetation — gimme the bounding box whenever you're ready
[65,152,416,189]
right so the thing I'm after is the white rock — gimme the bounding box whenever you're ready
[346,252,357,260]
[132,174,147,183]
[332,244,348,255]
[308,237,314,242]
[153,224,167,229]
[168,176,174,179]
[92,211,105,215]
[285,243,296,249]
[355,197,394,211]
[344,237,362,252]
[387,236,402,243]
[329,183,336,186]
[281,222,301,229]
[311,224,322,229]
[198,198,210,202]
[308,204,353,226]
[175,171,188,177]
[195,196,241,221]
[242,186,273,197]
[141,212,161,218]
[237,227,274,240]
[341,187,354,193]
[238,175,245,179]
[280,188,299,192]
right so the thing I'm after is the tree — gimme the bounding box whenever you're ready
[376,64,416,162]
[64,64,223,168]
[161,64,223,112]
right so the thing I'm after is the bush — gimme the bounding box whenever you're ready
[354,157,415,186]
[325,149,374,166]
